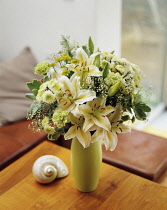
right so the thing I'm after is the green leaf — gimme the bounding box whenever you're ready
[131,115,135,123]
[32,89,38,96]
[134,107,146,120]
[88,36,94,55]
[82,45,89,56]
[43,76,50,82]
[102,63,109,79]
[93,54,100,67]
[27,80,42,96]
[127,107,132,114]
[138,104,151,112]
[108,81,121,97]
[25,93,36,100]
[122,115,130,121]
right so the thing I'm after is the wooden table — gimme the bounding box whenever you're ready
[1,141,167,210]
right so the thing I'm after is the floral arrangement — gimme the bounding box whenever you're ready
[26,36,151,151]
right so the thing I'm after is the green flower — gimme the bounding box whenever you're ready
[55,53,71,63]
[42,116,50,126]
[52,109,70,128]
[34,62,50,75]
[43,125,55,134]
[61,68,71,76]
[70,59,79,64]
[105,72,122,87]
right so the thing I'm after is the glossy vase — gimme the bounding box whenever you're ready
[71,138,102,192]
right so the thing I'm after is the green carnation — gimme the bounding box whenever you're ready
[34,62,50,75]
[105,72,122,87]
[43,125,55,134]
[52,109,70,128]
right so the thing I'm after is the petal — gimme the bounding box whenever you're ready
[91,115,111,131]
[59,76,75,96]
[115,124,131,133]
[79,104,92,115]
[76,127,91,148]
[109,104,122,122]
[88,124,99,132]
[100,106,115,116]
[72,76,80,97]
[88,65,102,76]
[66,64,76,71]
[91,129,103,143]
[103,130,118,151]
[83,117,94,132]
[75,89,96,104]
[94,97,106,108]
[88,52,100,65]
[69,113,80,124]
[71,105,81,117]
[76,47,88,63]
[58,100,76,112]
[64,126,77,140]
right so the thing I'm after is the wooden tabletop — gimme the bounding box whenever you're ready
[1,141,167,210]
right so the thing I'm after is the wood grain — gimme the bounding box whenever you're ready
[1,141,167,210]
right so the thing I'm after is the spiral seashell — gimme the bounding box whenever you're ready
[32,155,69,184]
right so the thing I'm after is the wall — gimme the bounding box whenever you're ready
[0,0,121,61]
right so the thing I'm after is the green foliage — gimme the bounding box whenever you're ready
[82,45,89,56]
[27,101,45,119]
[27,80,42,96]
[133,102,151,121]
[43,75,50,82]
[102,63,109,79]
[88,36,94,55]
[93,54,100,68]
[121,115,130,121]
[108,81,121,97]
[25,93,36,100]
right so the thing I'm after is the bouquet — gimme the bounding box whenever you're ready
[26,36,151,151]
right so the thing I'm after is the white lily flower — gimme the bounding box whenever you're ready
[66,47,102,80]
[79,97,115,132]
[91,123,130,151]
[64,114,91,148]
[91,129,118,151]
[57,76,96,117]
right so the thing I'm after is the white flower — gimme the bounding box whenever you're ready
[47,79,61,93]
[43,90,56,104]
[57,75,96,116]
[79,97,115,132]
[64,114,91,148]
[91,129,118,151]
[91,123,130,151]
[66,47,102,80]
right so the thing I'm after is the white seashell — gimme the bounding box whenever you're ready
[32,155,69,184]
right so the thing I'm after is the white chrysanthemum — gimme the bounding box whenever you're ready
[36,90,44,102]
[43,90,56,104]
[47,79,61,93]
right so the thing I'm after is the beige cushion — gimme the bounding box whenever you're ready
[0,47,38,125]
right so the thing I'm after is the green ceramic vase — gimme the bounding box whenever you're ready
[71,138,102,192]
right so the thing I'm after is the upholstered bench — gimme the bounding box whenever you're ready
[0,120,46,170]
[56,130,167,181]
